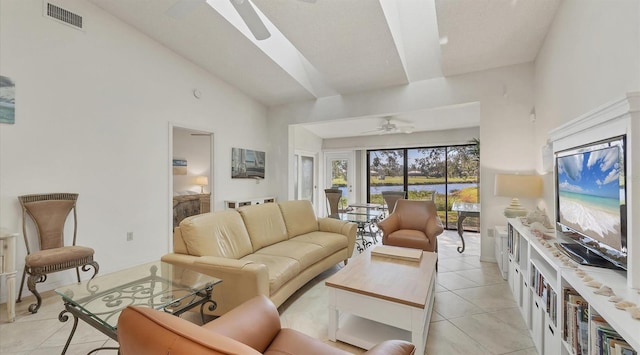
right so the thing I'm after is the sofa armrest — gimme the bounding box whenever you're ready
[364,340,416,355]
[161,253,269,316]
[318,218,357,257]
[203,295,281,353]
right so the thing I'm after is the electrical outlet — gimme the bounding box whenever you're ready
[127,232,133,241]
[487,228,494,238]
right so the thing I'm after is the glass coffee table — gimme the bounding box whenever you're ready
[55,261,221,354]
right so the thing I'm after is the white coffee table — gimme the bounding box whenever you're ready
[325,246,437,354]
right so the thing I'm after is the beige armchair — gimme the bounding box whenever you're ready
[118,295,416,355]
[378,199,444,253]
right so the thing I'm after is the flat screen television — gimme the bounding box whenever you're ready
[555,135,627,270]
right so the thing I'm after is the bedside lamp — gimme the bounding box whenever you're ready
[195,176,208,193]
[494,174,542,218]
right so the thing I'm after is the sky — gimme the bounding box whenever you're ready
[557,145,621,199]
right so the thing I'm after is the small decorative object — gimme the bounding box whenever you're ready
[609,296,623,303]
[582,275,593,282]
[586,280,602,288]
[594,286,614,297]
[0,75,15,124]
[627,307,640,320]
[173,158,187,175]
[614,301,636,310]
[525,207,553,229]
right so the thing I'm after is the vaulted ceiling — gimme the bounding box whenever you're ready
[88,0,561,138]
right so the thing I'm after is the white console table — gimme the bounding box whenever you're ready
[0,230,18,322]
[224,196,275,210]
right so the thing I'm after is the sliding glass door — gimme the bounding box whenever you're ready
[367,144,479,231]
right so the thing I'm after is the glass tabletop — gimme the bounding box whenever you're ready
[334,208,383,223]
[55,261,221,331]
[451,202,481,212]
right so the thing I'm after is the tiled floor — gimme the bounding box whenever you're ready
[0,230,536,354]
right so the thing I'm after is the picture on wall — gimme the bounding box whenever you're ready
[0,75,15,124]
[232,147,265,179]
[173,158,188,175]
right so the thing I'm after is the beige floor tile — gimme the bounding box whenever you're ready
[0,318,63,353]
[504,346,539,355]
[433,290,484,319]
[425,320,493,355]
[453,283,517,312]
[455,266,506,286]
[449,312,534,354]
[436,271,481,290]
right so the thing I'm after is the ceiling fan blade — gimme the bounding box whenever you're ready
[166,0,206,19]
[230,0,271,40]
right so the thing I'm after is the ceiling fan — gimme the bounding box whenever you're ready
[361,117,415,135]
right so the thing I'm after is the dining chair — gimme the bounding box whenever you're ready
[324,188,346,216]
[381,190,406,213]
[17,193,99,313]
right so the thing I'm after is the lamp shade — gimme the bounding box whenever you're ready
[195,176,208,186]
[494,174,542,198]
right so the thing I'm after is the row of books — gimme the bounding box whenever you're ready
[564,287,589,355]
[591,315,636,355]
[563,287,636,355]
[531,263,557,326]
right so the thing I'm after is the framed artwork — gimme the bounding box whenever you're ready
[231,148,265,179]
[173,158,187,175]
[0,75,15,125]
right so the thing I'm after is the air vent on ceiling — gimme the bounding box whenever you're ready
[44,2,83,30]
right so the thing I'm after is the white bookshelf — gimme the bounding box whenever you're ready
[507,219,639,354]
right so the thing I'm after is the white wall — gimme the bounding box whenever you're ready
[534,0,640,222]
[269,63,538,261]
[0,0,272,302]
[173,127,211,194]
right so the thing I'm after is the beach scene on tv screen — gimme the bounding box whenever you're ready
[557,145,622,250]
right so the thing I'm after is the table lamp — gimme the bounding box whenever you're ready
[195,176,208,193]
[494,174,542,218]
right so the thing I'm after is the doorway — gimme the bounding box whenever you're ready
[169,124,214,250]
[325,151,355,209]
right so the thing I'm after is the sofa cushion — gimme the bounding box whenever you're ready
[240,254,300,294]
[290,231,347,256]
[239,203,288,251]
[179,211,253,258]
[255,241,326,270]
[278,200,319,239]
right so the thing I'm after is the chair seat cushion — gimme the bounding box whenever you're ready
[26,246,94,268]
[385,229,432,251]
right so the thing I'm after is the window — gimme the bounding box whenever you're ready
[367,144,479,231]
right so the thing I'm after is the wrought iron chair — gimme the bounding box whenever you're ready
[17,193,99,313]
[381,190,406,213]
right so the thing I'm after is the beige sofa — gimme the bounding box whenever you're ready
[162,200,357,316]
